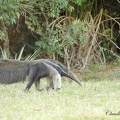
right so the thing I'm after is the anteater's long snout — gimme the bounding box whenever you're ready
[67,71,82,86]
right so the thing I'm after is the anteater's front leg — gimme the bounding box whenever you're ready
[52,74,61,90]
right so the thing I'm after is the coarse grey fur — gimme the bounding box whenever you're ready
[35,59,82,90]
[0,59,61,91]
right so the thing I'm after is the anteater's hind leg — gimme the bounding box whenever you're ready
[24,64,40,91]
[34,79,44,91]
[24,76,41,91]
[46,78,54,91]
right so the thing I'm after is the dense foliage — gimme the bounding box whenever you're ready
[0,0,120,69]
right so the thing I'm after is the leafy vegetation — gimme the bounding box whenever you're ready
[0,0,120,69]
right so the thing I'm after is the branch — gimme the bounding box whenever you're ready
[81,9,103,70]
[117,0,120,3]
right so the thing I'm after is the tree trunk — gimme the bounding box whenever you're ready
[0,17,10,57]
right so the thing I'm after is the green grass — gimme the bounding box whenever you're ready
[0,78,120,120]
